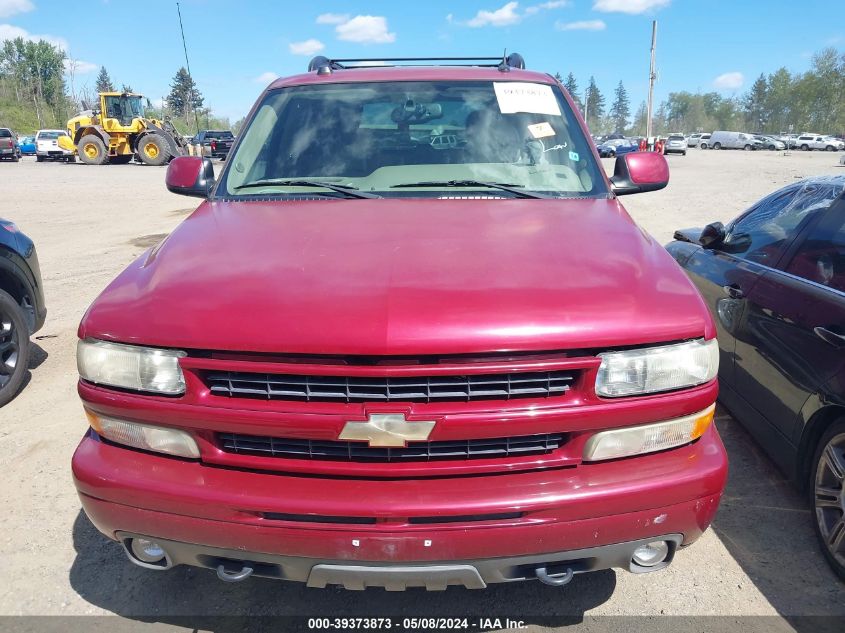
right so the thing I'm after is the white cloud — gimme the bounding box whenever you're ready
[593,0,670,14]
[713,71,744,90]
[254,71,279,84]
[289,38,324,56]
[335,15,395,44]
[64,59,97,74]
[316,12,349,25]
[467,2,521,27]
[0,0,34,19]
[525,1,569,15]
[0,23,68,50]
[556,19,606,30]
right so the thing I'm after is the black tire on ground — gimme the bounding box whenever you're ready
[35,155,43,162]
[744,144,752,151]
[11,154,19,162]
[701,143,707,149]
[65,155,75,163]
[713,142,722,150]
[810,419,845,581]
[0,288,30,408]
[137,134,171,166]
[801,144,810,151]
[826,145,836,152]
[682,151,687,156]
[78,134,108,165]
[768,144,776,150]
[110,155,133,165]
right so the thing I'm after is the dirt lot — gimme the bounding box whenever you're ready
[0,149,844,627]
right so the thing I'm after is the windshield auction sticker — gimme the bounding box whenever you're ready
[494,83,561,116]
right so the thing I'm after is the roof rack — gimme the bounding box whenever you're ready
[307,53,526,74]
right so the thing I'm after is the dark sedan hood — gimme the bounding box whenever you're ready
[80,197,713,355]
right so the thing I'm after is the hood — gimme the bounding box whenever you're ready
[80,197,713,355]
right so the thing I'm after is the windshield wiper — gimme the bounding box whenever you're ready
[390,180,551,199]
[233,179,381,199]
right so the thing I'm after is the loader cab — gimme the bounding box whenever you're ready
[100,92,145,130]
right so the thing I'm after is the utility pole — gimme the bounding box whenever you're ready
[645,20,657,140]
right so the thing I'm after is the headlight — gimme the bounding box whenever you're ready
[595,338,718,397]
[583,404,715,461]
[77,339,186,395]
[85,409,200,458]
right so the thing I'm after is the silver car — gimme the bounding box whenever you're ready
[663,135,687,155]
[754,135,785,150]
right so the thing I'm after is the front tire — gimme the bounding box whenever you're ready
[744,144,752,151]
[812,421,845,581]
[78,135,108,165]
[0,289,30,408]
[826,145,835,152]
[137,134,171,166]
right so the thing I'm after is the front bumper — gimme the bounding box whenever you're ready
[73,424,727,587]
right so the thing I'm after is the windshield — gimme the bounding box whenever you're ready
[668,135,684,141]
[103,95,144,123]
[220,80,606,198]
[38,131,67,139]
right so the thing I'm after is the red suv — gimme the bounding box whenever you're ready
[72,54,727,590]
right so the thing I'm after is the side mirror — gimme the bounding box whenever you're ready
[699,222,726,248]
[166,156,215,198]
[610,152,669,196]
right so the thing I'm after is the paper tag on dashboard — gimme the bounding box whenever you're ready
[527,122,555,138]
[494,83,561,116]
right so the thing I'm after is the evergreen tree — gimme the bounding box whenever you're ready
[95,66,114,93]
[609,81,631,133]
[631,101,647,135]
[121,83,133,93]
[584,76,605,131]
[166,67,204,122]
[563,72,582,112]
[743,73,768,131]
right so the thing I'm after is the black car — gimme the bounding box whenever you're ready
[0,218,47,406]
[190,129,234,159]
[666,175,845,579]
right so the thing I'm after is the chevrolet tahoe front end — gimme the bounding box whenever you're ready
[71,56,727,590]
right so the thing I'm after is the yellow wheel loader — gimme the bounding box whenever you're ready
[63,92,188,166]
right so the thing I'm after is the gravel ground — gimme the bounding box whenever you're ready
[0,149,843,628]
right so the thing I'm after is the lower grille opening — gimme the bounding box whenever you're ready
[261,512,524,525]
[263,513,376,525]
[220,432,567,463]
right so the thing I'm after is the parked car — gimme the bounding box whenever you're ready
[0,218,47,407]
[0,128,19,162]
[688,133,704,148]
[663,134,687,156]
[666,175,845,580]
[699,133,712,149]
[791,134,843,152]
[71,53,727,590]
[18,136,36,156]
[754,135,785,150]
[190,130,235,159]
[597,137,638,157]
[35,129,74,162]
[708,131,762,151]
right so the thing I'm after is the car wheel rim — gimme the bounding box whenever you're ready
[0,313,19,388]
[816,433,845,568]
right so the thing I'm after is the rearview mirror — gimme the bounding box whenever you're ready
[699,222,726,248]
[166,156,215,198]
[610,152,669,196]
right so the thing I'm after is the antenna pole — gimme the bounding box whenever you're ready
[177,1,201,135]
[646,20,657,140]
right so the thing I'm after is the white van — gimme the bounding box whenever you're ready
[707,131,762,151]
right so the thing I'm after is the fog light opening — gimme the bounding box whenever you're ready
[632,540,670,567]
[130,538,167,564]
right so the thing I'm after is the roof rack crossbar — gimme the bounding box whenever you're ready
[307,53,526,73]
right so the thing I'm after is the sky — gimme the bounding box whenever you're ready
[1,0,843,122]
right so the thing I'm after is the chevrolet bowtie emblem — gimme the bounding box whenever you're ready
[339,413,436,448]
